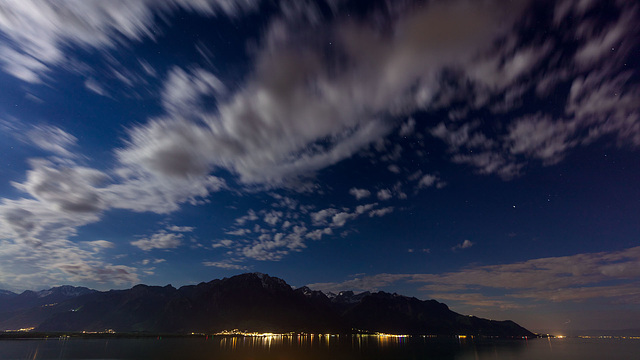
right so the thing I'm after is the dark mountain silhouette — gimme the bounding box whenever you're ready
[0,273,533,337]
[0,289,16,297]
[0,285,97,330]
[0,285,96,313]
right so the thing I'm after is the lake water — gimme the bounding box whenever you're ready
[0,335,638,360]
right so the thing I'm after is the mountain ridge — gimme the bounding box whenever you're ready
[0,273,533,337]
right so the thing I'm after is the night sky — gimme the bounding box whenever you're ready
[0,0,639,334]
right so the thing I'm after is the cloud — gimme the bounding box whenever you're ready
[376,189,392,201]
[430,122,495,151]
[0,176,129,290]
[452,152,522,180]
[393,182,409,199]
[225,228,251,236]
[166,225,194,232]
[26,125,78,157]
[3,123,82,159]
[511,284,640,304]
[0,0,260,83]
[307,273,411,293]
[203,260,249,270]
[102,168,226,214]
[349,188,371,200]
[566,69,640,147]
[12,159,108,213]
[308,247,640,307]
[399,118,416,137]
[162,66,226,117]
[234,209,259,226]
[0,232,138,291]
[369,207,394,218]
[305,227,333,241]
[84,240,115,252]
[0,191,100,251]
[417,174,437,189]
[429,292,525,310]
[56,263,139,285]
[331,212,356,227]
[378,143,403,163]
[84,78,108,97]
[130,231,183,251]
[355,203,377,215]
[263,210,283,226]
[269,194,299,210]
[506,114,577,165]
[387,164,401,173]
[310,208,339,226]
[417,247,640,304]
[212,239,234,248]
[452,239,474,251]
[429,122,522,179]
[467,40,553,93]
[117,118,219,179]
[573,8,634,67]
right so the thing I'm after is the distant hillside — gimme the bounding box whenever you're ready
[0,290,16,297]
[0,285,97,330]
[562,328,640,337]
[0,285,96,314]
[0,273,533,337]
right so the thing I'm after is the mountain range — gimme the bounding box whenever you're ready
[0,273,533,337]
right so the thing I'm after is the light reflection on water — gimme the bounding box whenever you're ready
[217,333,410,351]
[0,335,639,360]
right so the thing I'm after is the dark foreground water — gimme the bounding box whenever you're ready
[0,335,638,360]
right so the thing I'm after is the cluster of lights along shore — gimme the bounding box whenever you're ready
[201,330,538,339]
[210,330,411,338]
[6,329,640,340]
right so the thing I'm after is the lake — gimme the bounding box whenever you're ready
[0,335,638,360]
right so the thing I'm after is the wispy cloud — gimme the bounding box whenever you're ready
[26,125,79,158]
[167,225,194,232]
[84,78,109,97]
[307,247,640,307]
[452,239,474,251]
[131,231,184,251]
[349,188,371,200]
[369,207,394,218]
[203,260,249,270]
[376,189,392,201]
[0,0,259,83]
